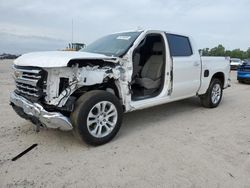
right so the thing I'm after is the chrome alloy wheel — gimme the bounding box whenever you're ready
[211,83,221,104]
[87,101,118,138]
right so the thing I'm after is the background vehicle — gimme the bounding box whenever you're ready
[0,53,19,59]
[238,59,250,83]
[63,43,86,51]
[230,58,242,70]
[10,30,230,145]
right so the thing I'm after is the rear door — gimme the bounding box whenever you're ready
[166,34,201,98]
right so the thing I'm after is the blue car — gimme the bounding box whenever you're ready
[237,60,250,84]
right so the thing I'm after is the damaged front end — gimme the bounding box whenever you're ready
[10,57,124,131]
[10,92,72,131]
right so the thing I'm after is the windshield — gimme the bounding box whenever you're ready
[231,58,241,62]
[81,32,141,57]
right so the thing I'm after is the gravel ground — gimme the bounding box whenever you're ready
[0,59,250,188]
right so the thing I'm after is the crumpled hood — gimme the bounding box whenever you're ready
[14,51,117,68]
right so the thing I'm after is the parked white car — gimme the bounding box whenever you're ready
[10,29,230,145]
[230,58,242,70]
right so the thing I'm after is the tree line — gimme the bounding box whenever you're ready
[199,45,250,60]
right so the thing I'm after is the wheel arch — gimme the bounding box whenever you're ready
[198,71,225,95]
[71,78,122,103]
[211,72,225,88]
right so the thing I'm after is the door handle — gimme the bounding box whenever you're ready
[193,62,200,66]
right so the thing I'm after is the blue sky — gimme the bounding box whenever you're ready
[0,0,249,54]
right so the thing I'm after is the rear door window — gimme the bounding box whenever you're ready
[166,34,193,57]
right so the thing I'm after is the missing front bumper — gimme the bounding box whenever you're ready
[10,92,73,131]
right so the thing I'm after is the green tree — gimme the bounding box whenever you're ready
[199,45,250,60]
[200,48,210,56]
[209,44,225,56]
[231,49,244,59]
[225,50,231,57]
[247,48,250,59]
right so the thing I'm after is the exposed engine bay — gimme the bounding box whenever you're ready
[12,58,130,115]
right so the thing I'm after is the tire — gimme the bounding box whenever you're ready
[70,90,123,146]
[238,80,243,83]
[244,80,250,84]
[199,78,223,108]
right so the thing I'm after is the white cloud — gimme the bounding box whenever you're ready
[0,0,249,53]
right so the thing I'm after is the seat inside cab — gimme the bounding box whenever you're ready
[131,34,165,101]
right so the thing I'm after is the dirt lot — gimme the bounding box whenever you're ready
[0,59,250,188]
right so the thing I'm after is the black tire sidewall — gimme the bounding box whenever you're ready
[200,78,223,108]
[207,79,223,108]
[75,91,123,145]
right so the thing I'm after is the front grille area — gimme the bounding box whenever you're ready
[14,66,47,102]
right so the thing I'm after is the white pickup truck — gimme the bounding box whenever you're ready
[10,29,230,145]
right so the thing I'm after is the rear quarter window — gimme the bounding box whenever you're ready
[166,34,193,57]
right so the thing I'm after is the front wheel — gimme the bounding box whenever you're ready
[199,78,223,108]
[70,90,123,146]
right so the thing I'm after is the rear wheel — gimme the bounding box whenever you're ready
[70,90,123,146]
[200,78,223,108]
